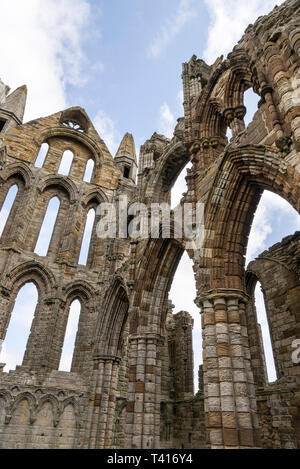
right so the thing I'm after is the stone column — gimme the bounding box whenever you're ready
[224,106,246,139]
[89,356,120,449]
[125,334,163,449]
[22,298,58,370]
[198,290,260,449]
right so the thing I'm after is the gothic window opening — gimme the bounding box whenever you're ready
[0,184,18,237]
[59,299,81,372]
[246,190,300,383]
[254,282,277,383]
[246,190,300,265]
[169,251,200,394]
[0,282,38,372]
[0,119,6,132]
[78,208,96,265]
[123,166,130,179]
[83,159,94,183]
[226,127,232,141]
[58,150,74,176]
[34,196,60,256]
[171,162,192,209]
[244,87,260,127]
[62,120,85,133]
[35,143,49,168]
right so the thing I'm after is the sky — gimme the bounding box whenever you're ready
[0,0,299,388]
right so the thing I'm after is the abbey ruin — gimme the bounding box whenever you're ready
[0,0,299,449]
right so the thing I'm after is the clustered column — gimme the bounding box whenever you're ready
[89,356,120,449]
[125,334,163,449]
[199,291,260,448]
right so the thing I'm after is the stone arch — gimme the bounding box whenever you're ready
[194,62,229,139]
[35,394,60,426]
[30,400,56,449]
[125,235,190,449]
[56,401,77,449]
[131,236,185,335]
[0,391,12,431]
[96,278,129,357]
[57,149,74,176]
[62,280,95,305]
[245,270,274,387]
[4,260,56,297]
[0,390,12,408]
[34,142,49,168]
[37,174,78,204]
[223,50,260,110]
[0,162,32,189]
[246,250,300,382]
[52,281,96,373]
[144,141,189,203]
[76,191,105,267]
[0,166,31,244]
[0,261,56,368]
[81,188,108,206]
[59,108,90,133]
[191,51,264,169]
[26,177,76,257]
[9,392,37,425]
[37,126,102,170]
[83,158,95,183]
[6,396,34,449]
[61,396,80,419]
[201,144,300,292]
[0,265,57,370]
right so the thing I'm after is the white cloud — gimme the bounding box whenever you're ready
[0,0,91,122]
[203,0,285,64]
[246,190,300,264]
[246,199,272,264]
[94,110,121,156]
[159,103,176,139]
[147,0,198,58]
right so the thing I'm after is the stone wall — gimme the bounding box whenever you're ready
[246,232,300,449]
[0,0,299,449]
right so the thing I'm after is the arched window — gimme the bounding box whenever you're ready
[83,159,94,183]
[35,143,49,168]
[170,251,201,393]
[78,208,96,265]
[58,150,73,176]
[255,281,277,382]
[246,190,300,264]
[0,184,18,237]
[246,190,300,383]
[171,162,192,209]
[226,127,232,141]
[34,196,60,256]
[0,282,38,372]
[244,87,260,126]
[59,299,81,372]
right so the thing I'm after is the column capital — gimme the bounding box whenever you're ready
[195,288,249,308]
[128,332,164,345]
[92,354,121,365]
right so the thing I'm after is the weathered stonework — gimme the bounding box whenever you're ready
[0,0,299,449]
